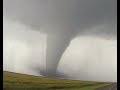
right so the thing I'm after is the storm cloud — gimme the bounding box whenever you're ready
[3,0,117,81]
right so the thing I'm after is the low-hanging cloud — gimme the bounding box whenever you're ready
[3,0,117,82]
[3,17,117,82]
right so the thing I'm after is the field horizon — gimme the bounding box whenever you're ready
[3,71,116,90]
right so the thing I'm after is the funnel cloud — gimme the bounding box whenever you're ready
[3,0,117,81]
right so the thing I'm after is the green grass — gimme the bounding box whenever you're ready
[3,71,112,90]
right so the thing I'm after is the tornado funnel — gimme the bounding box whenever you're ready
[45,34,71,77]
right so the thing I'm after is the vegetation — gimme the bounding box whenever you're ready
[3,71,112,90]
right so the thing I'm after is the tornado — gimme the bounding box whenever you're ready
[3,0,117,78]
[45,34,71,76]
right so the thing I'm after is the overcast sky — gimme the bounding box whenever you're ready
[3,0,117,82]
[3,0,117,38]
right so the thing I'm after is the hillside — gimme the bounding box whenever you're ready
[3,71,113,90]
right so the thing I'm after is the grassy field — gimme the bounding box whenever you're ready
[3,71,113,90]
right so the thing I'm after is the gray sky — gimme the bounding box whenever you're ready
[3,0,117,82]
[3,0,117,37]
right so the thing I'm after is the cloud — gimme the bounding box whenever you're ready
[3,0,117,82]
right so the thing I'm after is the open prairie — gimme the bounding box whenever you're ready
[3,71,114,90]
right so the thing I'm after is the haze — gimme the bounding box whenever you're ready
[3,0,117,82]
